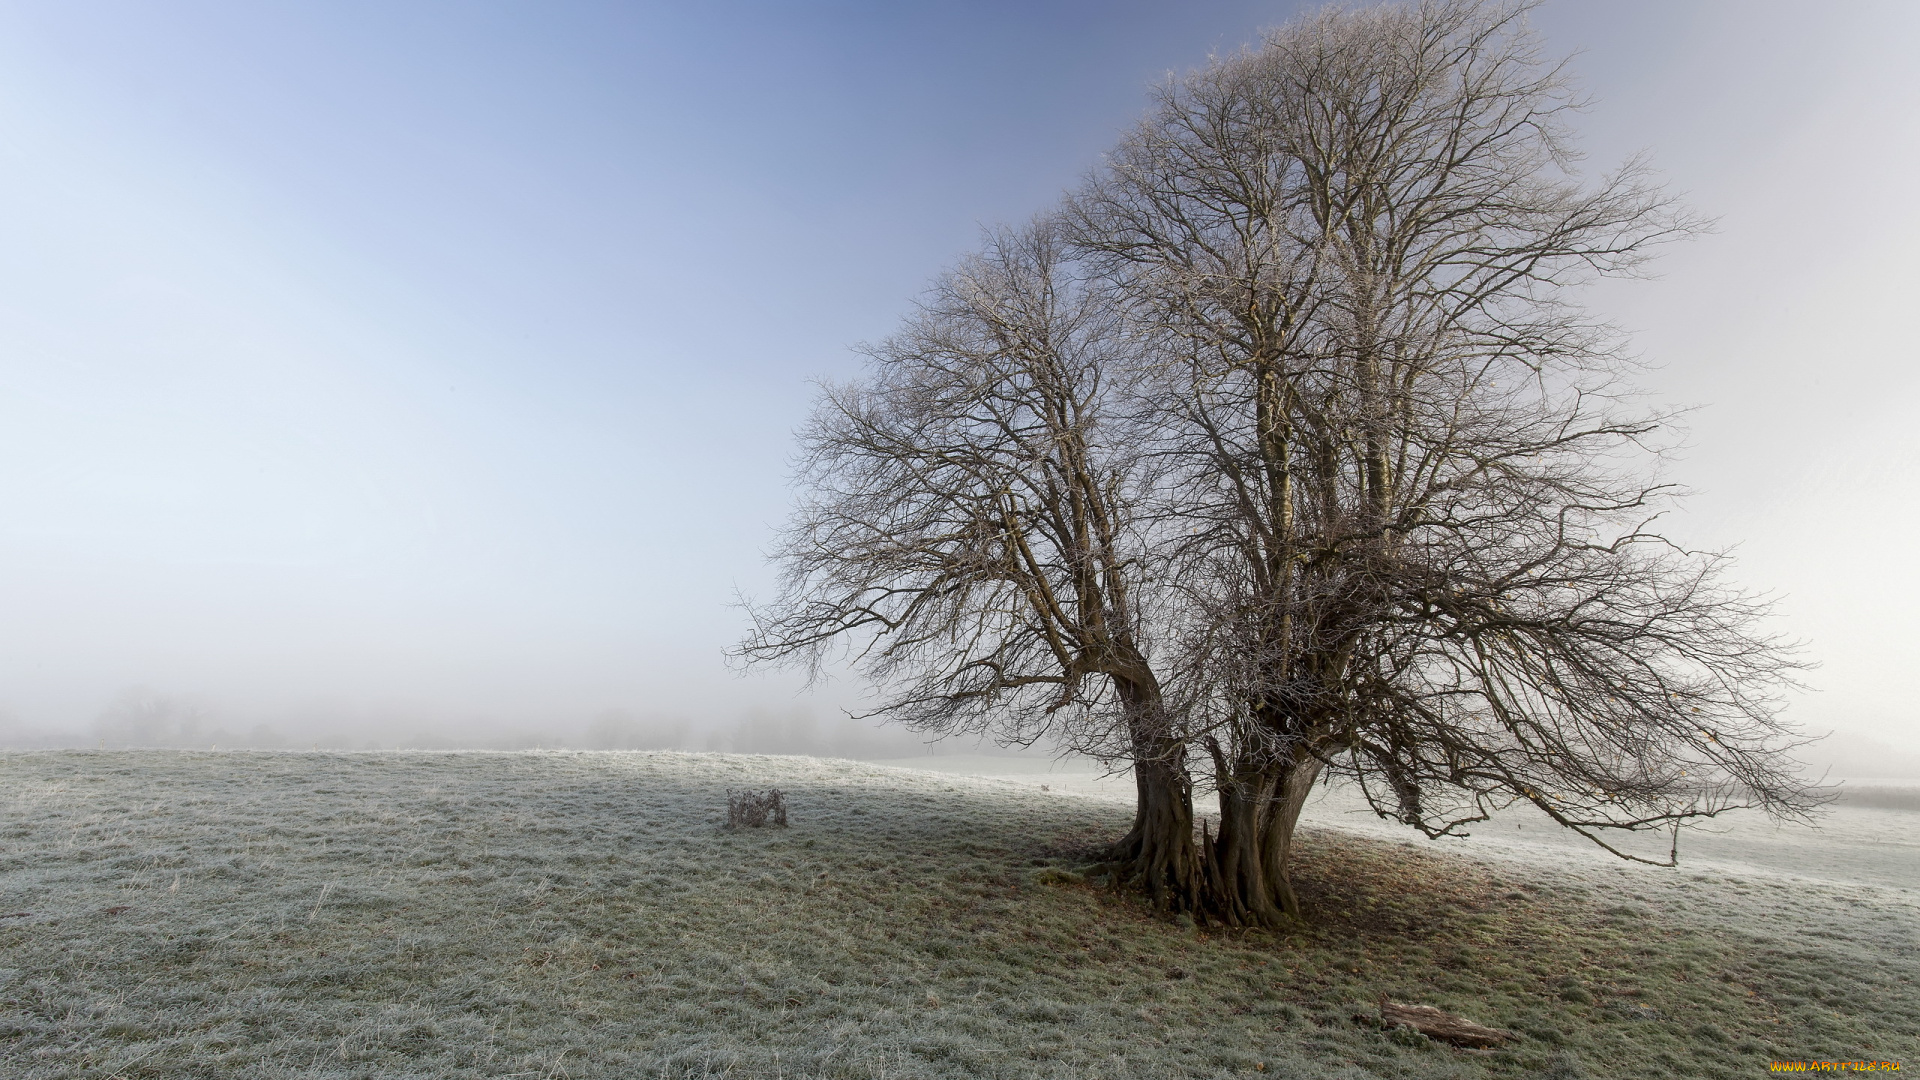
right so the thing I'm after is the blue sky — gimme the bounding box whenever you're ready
[0,1,1914,758]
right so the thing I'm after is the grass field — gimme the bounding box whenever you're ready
[1,750,1914,1078]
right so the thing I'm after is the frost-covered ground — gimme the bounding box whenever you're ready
[1,751,1914,1078]
[890,754,1920,890]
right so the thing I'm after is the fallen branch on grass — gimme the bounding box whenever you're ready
[1377,994,1516,1048]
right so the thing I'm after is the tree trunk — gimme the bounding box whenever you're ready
[1203,765,1284,928]
[1097,677,1202,914]
[1264,755,1323,919]
[1199,748,1325,928]
[1113,752,1202,912]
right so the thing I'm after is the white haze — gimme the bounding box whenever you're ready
[0,0,1914,775]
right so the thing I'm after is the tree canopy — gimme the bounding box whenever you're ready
[741,0,1814,928]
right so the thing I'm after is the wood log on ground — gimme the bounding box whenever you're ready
[1377,995,1517,1048]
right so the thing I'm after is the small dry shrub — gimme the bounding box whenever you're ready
[726,788,787,828]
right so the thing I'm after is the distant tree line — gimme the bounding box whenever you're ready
[740,0,1814,927]
[585,708,936,758]
[90,689,285,748]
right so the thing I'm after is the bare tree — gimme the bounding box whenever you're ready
[1068,0,1814,927]
[745,0,1815,931]
[737,223,1204,908]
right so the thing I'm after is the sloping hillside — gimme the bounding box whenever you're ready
[0,751,1912,1077]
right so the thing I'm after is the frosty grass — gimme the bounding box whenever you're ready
[1,750,1914,1078]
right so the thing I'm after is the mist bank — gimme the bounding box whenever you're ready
[3,688,1915,781]
[0,688,1050,761]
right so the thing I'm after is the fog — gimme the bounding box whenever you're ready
[25,687,939,760]
[0,1,1914,773]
